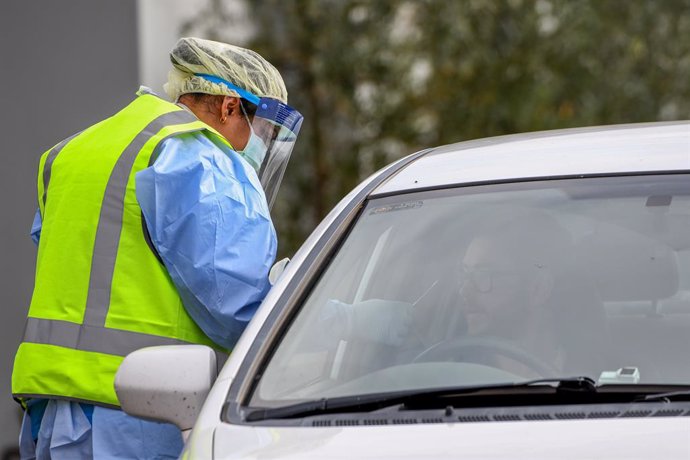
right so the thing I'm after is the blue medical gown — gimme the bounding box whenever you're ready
[22,132,277,458]
[20,400,183,459]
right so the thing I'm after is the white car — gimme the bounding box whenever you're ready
[116,122,690,459]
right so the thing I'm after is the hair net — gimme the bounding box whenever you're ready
[164,37,288,104]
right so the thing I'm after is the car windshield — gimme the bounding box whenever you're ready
[250,175,690,408]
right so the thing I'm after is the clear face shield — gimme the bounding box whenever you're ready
[193,73,304,209]
[249,98,304,209]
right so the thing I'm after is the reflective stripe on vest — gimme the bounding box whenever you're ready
[23,317,190,357]
[42,133,79,210]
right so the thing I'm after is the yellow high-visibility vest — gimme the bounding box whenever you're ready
[13,92,228,407]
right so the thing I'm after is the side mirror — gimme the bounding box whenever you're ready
[114,345,217,431]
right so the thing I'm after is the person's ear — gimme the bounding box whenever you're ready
[221,96,240,118]
[529,268,554,307]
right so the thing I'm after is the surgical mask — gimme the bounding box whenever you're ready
[240,126,268,172]
[239,107,268,172]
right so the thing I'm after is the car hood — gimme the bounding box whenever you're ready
[207,417,690,459]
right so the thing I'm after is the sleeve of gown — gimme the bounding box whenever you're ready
[135,132,277,350]
[30,208,42,245]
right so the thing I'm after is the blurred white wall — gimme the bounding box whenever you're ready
[138,0,206,95]
[137,0,252,96]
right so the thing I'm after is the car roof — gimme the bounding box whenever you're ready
[373,121,690,196]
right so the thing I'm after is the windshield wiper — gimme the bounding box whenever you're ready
[525,376,597,392]
[638,389,690,402]
[245,376,601,422]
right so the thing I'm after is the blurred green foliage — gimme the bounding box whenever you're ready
[186,0,690,257]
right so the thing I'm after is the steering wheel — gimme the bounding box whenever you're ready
[412,335,559,377]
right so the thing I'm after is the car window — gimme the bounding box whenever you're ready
[250,174,690,408]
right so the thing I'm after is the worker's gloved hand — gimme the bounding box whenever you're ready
[324,299,413,346]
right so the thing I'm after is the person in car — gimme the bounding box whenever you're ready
[456,211,608,378]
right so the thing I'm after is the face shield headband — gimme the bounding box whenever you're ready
[194,73,304,208]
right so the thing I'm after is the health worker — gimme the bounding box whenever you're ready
[11,37,303,459]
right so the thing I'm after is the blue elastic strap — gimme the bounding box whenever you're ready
[194,73,261,105]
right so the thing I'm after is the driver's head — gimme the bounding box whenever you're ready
[458,211,572,338]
